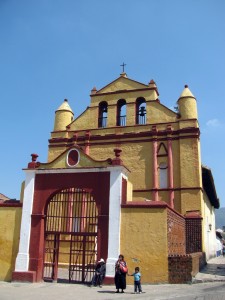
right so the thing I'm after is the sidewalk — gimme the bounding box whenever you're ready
[193,255,225,283]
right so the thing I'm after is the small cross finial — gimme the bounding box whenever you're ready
[120,62,126,73]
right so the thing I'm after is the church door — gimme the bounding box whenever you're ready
[43,188,98,283]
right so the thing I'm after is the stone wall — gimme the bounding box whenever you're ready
[167,208,186,255]
[186,215,202,254]
[168,252,204,283]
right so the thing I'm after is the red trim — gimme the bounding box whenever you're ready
[104,276,115,285]
[0,202,22,207]
[23,166,130,172]
[84,142,90,155]
[152,139,158,201]
[122,201,186,220]
[167,138,174,208]
[48,134,200,149]
[56,126,199,139]
[121,177,127,204]
[133,187,203,192]
[121,200,168,208]
[50,118,198,134]
[31,213,45,219]
[185,211,203,219]
[49,128,200,146]
[111,148,124,166]
[12,271,36,282]
[87,127,199,139]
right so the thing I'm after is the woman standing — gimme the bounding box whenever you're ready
[115,254,127,293]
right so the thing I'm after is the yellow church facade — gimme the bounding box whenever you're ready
[0,73,219,284]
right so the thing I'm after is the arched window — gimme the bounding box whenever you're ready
[117,99,126,126]
[136,97,146,125]
[159,162,168,188]
[98,101,108,128]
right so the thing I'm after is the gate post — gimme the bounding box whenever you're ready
[105,167,127,283]
[13,170,36,282]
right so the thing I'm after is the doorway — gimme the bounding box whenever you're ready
[43,187,98,283]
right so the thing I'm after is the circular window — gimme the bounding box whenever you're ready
[67,149,80,167]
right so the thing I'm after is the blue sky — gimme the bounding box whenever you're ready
[0,0,224,207]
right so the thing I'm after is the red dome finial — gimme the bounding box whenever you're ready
[28,154,40,168]
[112,148,123,165]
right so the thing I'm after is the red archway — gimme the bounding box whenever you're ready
[43,187,98,283]
[28,171,110,282]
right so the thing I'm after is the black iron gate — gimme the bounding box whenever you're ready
[43,188,98,283]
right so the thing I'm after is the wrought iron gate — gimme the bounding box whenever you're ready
[43,188,98,283]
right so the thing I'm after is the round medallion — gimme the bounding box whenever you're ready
[67,149,80,167]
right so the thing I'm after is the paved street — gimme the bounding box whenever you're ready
[0,256,225,300]
[1,281,225,300]
[194,255,225,283]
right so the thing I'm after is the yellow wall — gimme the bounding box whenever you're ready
[120,207,168,283]
[48,146,68,163]
[70,107,98,130]
[90,141,153,191]
[179,136,202,214]
[147,101,176,124]
[179,138,201,187]
[0,206,22,281]
[180,190,202,215]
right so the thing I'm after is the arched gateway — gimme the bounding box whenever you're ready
[44,187,98,283]
[13,147,129,284]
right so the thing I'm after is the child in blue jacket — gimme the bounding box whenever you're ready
[129,267,142,294]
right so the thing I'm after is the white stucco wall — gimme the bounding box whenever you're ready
[202,190,218,260]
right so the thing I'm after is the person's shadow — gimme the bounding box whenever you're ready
[97,290,117,294]
[98,290,146,294]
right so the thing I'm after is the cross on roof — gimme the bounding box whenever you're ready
[120,62,126,73]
